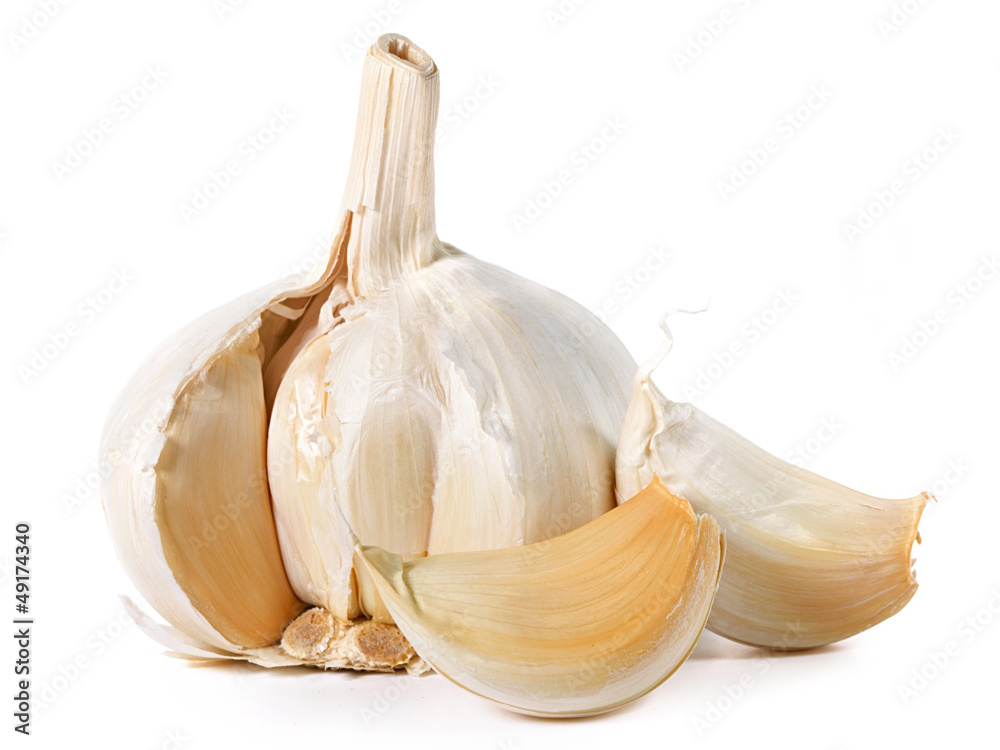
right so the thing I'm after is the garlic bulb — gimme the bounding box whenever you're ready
[101,33,928,716]
[616,321,928,649]
[102,34,715,713]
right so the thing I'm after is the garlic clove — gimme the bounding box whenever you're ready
[616,324,928,649]
[151,330,304,647]
[351,479,724,717]
[101,228,345,654]
[266,334,360,622]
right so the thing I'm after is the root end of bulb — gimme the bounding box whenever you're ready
[279,606,417,672]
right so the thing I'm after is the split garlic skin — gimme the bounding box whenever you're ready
[615,325,928,649]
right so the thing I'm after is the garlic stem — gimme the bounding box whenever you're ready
[342,34,442,298]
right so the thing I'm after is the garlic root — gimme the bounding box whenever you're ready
[281,608,419,671]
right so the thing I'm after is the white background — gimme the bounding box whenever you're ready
[2,0,998,747]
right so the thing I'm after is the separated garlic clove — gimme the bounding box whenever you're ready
[616,322,928,649]
[349,479,724,717]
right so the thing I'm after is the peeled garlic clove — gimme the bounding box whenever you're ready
[616,325,928,649]
[350,479,723,717]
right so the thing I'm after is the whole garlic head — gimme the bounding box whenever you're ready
[102,35,701,715]
[101,33,926,718]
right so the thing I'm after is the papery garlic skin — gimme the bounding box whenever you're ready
[266,36,635,619]
[616,327,928,649]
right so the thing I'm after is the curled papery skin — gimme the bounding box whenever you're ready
[266,35,636,619]
[616,323,928,649]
